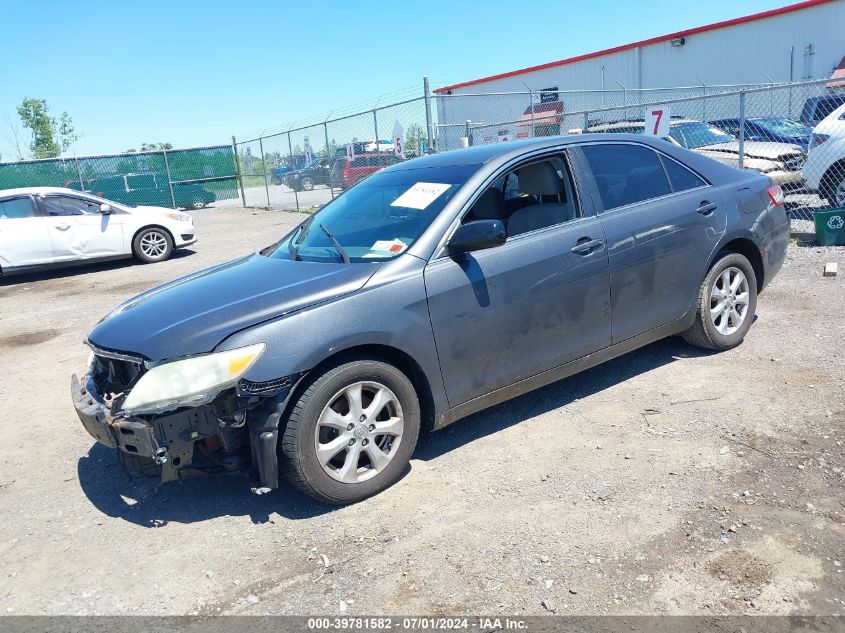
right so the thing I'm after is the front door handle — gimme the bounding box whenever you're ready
[55,224,70,231]
[570,238,604,255]
[697,201,718,216]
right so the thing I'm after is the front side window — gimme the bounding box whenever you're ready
[268,165,476,263]
[464,154,580,237]
[0,197,36,219]
[42,195,101,216]
[582,143,671,211]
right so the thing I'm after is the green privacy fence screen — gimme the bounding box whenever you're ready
[0,144,239,209]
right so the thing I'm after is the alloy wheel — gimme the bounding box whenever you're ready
[139,230,168,259]
[314,381,404,484]
[710,266,750,336]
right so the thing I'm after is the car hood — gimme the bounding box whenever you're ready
[696,141,803,159]
[88,253,379,360]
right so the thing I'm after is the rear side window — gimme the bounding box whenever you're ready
[582,143,671,211]
[659,155,707,192]
[351,157,369,167]
[0,197,35,219]
[816,97,845,119]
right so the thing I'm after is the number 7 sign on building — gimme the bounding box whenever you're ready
[645,105,670,138]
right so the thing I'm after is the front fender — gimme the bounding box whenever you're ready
[215,255,450,416]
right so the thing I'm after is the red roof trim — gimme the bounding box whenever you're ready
[433,0,837,93]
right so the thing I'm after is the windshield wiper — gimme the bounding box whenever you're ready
[319,223,350,264]
[288,215,315,261]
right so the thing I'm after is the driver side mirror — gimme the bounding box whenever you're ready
[448,219,506,255]
[99,203,112,214]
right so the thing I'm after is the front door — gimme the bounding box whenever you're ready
[424,153,611,406]
[40,195,125,260]
[580,142,727,343]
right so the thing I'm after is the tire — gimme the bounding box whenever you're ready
[132,227,174,264]
[188,197,207,210]
[824,170,845,207]
[280,356,420,504]
[300,177,314,192]
[682,251,758,351]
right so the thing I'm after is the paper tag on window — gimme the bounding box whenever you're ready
[370,239,407,254]
[390,182,451,210]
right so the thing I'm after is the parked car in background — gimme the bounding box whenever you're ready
[364,139,395,153]
[803,102,845,207]
[0,187,196,274]
[710,117,813,151]
[330,153,403,189]
[283,160,332,191]
[799,93,845,127]
[89,173,216,210]
[588,118,806,189]
[272,154,315,185]
[72,135,788,504]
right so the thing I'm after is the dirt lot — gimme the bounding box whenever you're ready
[0,207,843,617]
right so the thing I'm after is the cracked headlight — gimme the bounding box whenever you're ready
[121,343,265,414]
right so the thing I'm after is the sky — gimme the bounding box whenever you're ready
[0,0,795,159]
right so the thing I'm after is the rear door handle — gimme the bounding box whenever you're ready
[55,224,70,231]
[697,201,718,215]
[570,238,604,255]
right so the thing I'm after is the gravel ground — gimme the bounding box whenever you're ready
[0,207,843,617]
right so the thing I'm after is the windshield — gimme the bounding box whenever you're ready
[267,164,476,263]
[755,117,812,137]
[669,122,735,149]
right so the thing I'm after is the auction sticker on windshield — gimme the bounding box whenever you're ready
[363,239,408,257]
[390,182,452,210]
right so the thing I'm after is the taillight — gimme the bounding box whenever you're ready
[343,160,351,178]
[810,134,830,150]
[766,184,784,206]
[95,191,104,197]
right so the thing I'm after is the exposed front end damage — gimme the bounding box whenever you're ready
[71,345,302,487]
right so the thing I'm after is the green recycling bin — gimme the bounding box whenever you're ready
[814,208,845,246]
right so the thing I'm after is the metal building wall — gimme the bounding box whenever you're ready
[435,0,845,132]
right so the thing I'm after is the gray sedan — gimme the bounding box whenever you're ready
[72,135,789,504]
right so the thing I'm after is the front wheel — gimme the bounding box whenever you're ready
[132,227,174,264]
[300,177,314,191]
[682,252,757,351]
[280,357,420,504]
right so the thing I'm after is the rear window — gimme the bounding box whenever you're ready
[582,143,672,210]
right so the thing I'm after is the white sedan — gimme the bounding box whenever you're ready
[0,187,197,276]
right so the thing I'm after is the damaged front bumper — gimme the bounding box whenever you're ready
[71,368,300,487]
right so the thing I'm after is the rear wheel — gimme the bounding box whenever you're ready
[188,196,207,210]
[132,227,174,264]
[300,177,315,191]
[280,357,420,504]
[682,252,757,351]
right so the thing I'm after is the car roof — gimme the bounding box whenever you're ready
[387,133,674,173]
[0,186,94,198]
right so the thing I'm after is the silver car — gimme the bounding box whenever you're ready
[589,119,805,188]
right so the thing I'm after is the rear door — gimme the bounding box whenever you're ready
[0,196,53,268]
[40,195,126,260]
[580,142,727,343]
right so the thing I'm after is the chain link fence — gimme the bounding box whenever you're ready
[235,77,845,232]
[0,144,240,209]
